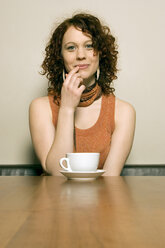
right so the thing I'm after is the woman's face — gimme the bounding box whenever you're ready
[61,25,99,85]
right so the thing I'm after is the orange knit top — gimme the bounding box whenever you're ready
[48,94,115,169]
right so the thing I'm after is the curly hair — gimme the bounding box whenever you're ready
[41,13,118,99]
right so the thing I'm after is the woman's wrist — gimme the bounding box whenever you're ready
[59,106,75,115]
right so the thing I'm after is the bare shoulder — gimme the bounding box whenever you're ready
[30,96,49,109]
[115,98,136,123]
[115,98,136,114]
[29,96,52,120]
[30,96,50,112]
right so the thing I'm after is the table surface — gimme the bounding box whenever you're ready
[0,176,165,248]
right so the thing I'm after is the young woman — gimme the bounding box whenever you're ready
[29,13,136,176]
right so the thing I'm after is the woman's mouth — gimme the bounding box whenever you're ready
[76,64,89,70]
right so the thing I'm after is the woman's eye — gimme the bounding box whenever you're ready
[86,44,93,49]
[67,46,75,51]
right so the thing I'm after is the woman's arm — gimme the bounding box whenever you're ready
[29,67,85,175]
[103,98,136,176]
[29,97,75,175]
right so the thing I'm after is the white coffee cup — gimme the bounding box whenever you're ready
[59,153,100,172]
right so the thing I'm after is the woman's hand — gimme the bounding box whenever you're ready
[60,66,86,110]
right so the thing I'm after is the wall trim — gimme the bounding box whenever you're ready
[0,164,165,176]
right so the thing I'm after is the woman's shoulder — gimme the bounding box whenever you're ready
[116,97,135,112]
[29,96,51,118]
[115,97,136,122]
[30,96,49,106]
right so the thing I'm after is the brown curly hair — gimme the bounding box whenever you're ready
[41,13,118,99]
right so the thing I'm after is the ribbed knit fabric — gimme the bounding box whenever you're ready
[48,94,115,169]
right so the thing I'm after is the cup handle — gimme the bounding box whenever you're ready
[59,158,71,171]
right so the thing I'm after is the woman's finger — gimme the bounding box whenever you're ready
[78,84,86,94]
[64,66,79,82]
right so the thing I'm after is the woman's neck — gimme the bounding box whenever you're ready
[78,81,102,107]
[82,75,95,87]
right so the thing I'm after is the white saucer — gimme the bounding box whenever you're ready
[59,169,105,180]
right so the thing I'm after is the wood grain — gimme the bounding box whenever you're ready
[0,176,165,247]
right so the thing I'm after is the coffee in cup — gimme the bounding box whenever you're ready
[59,153,100,172]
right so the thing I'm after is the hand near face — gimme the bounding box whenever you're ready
[60,66,85,110]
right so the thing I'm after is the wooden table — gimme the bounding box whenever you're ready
[0,176,165,248]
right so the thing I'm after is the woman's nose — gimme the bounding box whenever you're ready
[76,47,86,60]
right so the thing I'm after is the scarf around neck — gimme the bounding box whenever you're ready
[78,82,102,107]
[50,82,102,107]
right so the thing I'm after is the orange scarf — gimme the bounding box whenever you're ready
[49,82,102,107]
[78,82,102,107]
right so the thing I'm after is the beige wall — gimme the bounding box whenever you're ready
[0,0,165,165]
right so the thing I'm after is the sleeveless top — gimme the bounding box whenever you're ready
[48,94,115,169]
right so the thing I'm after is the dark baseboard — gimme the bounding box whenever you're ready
[0,164,165,176]
[0,164,43,176]
[121,165,165,176]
